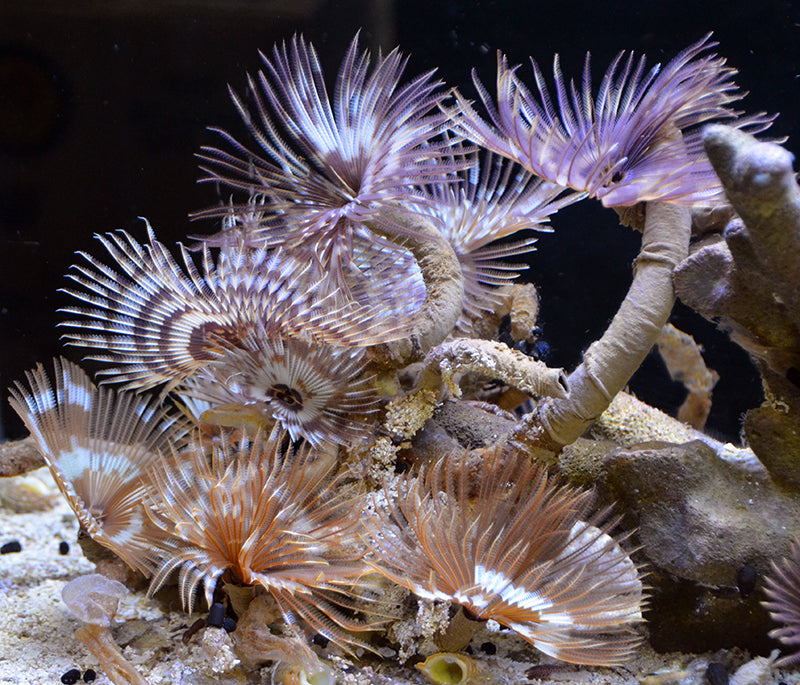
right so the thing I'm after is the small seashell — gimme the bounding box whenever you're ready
[1,540,22,554]
[207,602,226,628]
[639,669,695,685]
[268,637,336,685]
[60,668,81,684]
[417,652,486,685]
[272,664,335,685]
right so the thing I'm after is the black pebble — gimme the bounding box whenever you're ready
[59,541,70,555]
[60,669,81,685]
[737,563,758,597]
[82,669,97,683]
[706,662,729,685]
[480,641,497,655]
[222,617,237,633]
[0,540,22,554]
[207,602,226,628]
[394,460,410,474]
[312,633,330,648]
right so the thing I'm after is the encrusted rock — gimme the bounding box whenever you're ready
[558,437,618,486]
[601,440,799,651]
[0,436,45,477]
[402,399,516,470]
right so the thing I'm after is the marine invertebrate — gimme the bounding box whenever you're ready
[145,426,377,651]
[443,37,763,451]
[363,446,643,666]
[412,150,581,328]
[182,330,379,446]
[326,234,426,325]
[190,35,473,367]
[762,538,800,666]
[365,206,465,366]
[7,357,185,574]
[61,225,418,391]
[414,337,568,402]
[452,34,772,206]
[234,597,337,684]
[61,574,148,685]
[508,199,691,452]
[195,32,463,263]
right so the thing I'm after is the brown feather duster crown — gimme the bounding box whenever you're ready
[362,447,644,666]
[145,426,377,651]
[8,357,188,575]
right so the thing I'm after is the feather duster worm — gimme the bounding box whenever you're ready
[763,538,800,666]
[195,33,464,263]
[60,225,418,391]
[363,448,643,666]
[7,357,186,574]
[452,34,773,206]
[145,427,377,651]
[413,150,581,328]
[182,330,379,447]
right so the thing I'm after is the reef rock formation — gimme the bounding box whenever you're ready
[675,125,800,491]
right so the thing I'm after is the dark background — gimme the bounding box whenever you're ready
[1,0,798,440]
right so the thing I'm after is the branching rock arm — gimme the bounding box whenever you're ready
[418,338,568,400]
[678,124,800,490]
[702,124,800,330]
